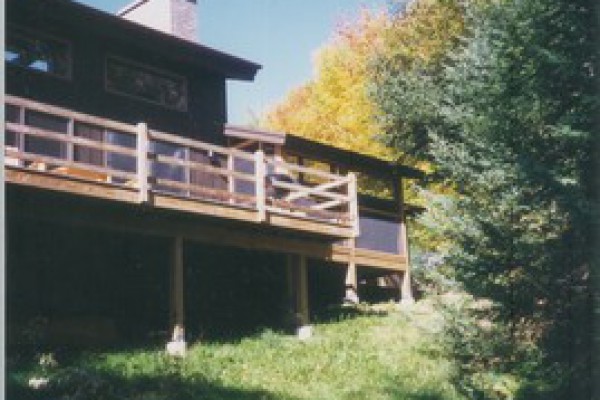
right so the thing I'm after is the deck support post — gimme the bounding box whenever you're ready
[344,238,359,305]
[167,235,186,356]
[348,172,360,237]
[344,261,359,305]
[396,177,414,305]
[286,254,311,339]
[400,220,414,305]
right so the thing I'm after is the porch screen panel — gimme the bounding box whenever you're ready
[355,214,403,254]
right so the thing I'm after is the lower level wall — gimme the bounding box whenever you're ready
[6,219,360,349]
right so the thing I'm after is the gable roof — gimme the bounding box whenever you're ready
[7,0,262,81]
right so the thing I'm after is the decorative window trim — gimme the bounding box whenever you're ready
[5,24,72,80]
[104,55,188,112]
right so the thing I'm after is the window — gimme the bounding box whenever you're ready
[24,111,69,158]
[105,56,188,111]
[5,26,71,78]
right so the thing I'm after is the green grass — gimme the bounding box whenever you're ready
[8,302,465,400]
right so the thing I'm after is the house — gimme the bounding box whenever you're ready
[5,0,424,349]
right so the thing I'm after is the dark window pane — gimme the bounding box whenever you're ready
[74,123,104,166]
[189,149,226,190]
[107,130,136,148]
[150,141,185,182]
[26,111,68,133]
[6,131,18,147]
[5,26,70,78]
[106,57,187,111]
[107,154,136,173]
[234,158,255,196]
[5,105,20,123]
[106,131,136,172]
[25,137,62,158]
[24,111,67,157]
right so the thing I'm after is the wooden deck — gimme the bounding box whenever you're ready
[4,95,358,239]
[4,95,409,271]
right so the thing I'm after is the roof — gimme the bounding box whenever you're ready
[223,125,424,179]
[7,0,262,81]
[224,125,286,145]
[284,135,424,180]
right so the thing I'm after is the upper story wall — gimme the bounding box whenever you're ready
[5,0,259,145]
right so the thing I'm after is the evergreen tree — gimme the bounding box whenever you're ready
[374,0,596,396]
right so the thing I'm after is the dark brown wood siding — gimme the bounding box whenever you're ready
[6,15,227,145]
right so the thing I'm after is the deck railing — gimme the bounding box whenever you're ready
[4,95,359,235]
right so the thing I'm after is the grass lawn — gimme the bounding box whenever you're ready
[7,301,465,400]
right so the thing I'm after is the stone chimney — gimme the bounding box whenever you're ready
[117,0,198,42]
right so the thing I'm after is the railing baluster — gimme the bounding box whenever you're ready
[184,147,191,197]
[227,150,235,204]
[66,118,75,163]
[137,122,149,203]
[254,150,266,222]
[17,105,25,157]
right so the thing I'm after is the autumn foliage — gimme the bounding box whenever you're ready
[263,9,392,158]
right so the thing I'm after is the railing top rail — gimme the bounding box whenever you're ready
[5,95,139,135]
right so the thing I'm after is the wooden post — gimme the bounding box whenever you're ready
[167,235,186,356]
[136,122,149,203]
[286,254,294,314]
[171,235,185,335]
[396,177,414,305]
[344,261,359,304]
[348,172,360,237]
[286,254,310,331]
[298,155,305,184]
[344,239,359,304]
[400,221,414,304]
[254,150,266,222]
[273,145,287,174]
[297,255,309,326]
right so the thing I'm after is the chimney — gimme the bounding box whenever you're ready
[117,0,198,42]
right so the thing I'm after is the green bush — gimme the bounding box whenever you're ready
[433,293,566,399]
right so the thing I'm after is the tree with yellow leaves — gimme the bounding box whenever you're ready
[264,1,465,247]
[263,9,392,159]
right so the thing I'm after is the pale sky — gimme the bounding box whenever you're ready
[79,0,388,124]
